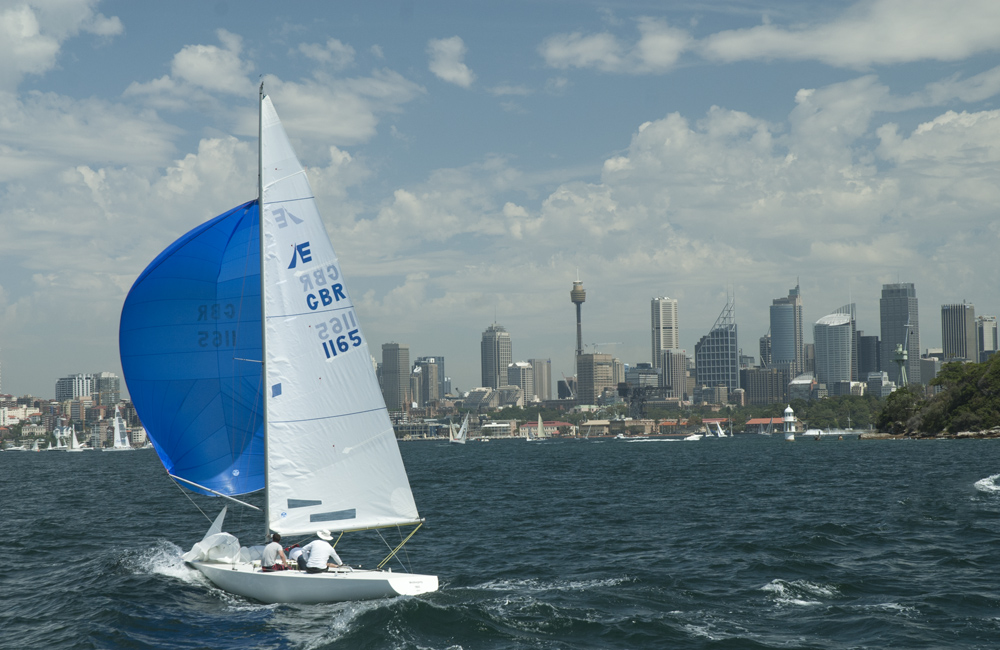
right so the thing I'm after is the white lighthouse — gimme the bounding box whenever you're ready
[783,405,796,441]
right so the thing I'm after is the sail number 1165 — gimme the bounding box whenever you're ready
[322,329,361,358]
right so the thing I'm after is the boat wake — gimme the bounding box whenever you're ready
[761,579,839,607]
[128,540,205,585]
[475,575,632,593]
[973,473,1000,494]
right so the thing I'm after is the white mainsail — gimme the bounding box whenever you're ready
[449,414,468,444]
[260,96,419,536]
[113,406,131,448]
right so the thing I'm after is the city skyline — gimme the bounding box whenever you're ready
[1,1,1000,397]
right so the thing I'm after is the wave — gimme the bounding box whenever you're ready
[761,579,840,607]
[974,473,1000,494]
[474,575,632,593]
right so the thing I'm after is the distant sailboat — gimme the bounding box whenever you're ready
[119,87,437,604]
[104,406,133,451]
[449,414,468,444]
[66,425,87,452]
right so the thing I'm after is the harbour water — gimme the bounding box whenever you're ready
[3,435,1000,649]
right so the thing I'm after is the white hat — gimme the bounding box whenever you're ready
[316,529,333,541]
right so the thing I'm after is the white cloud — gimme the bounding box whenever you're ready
[0,0,122,91]
[170,29,252,95]
[427,36,476,87]
[298,38,355,70]
[489,84,531,96]
[539,18,691,74]
[699,0,1000,68]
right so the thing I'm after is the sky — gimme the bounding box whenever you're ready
[1,0,1000,398]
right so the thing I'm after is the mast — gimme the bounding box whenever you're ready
[259,82,270,542]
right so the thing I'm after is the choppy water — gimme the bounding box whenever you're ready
[3,436,1000,649]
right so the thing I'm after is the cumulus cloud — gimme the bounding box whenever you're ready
[0,0,122,91]
[298,38,355,69]
[540,17,691,74]
[427,36,476,87]
[699,0,1000,68]
[126,35,423,159]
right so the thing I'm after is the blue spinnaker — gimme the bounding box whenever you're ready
[119,200,264,496]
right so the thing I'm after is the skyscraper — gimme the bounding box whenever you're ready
[529,358,552,400]
[978,316,998,362]
[92,372,121,407]
[413,358,439,406]
[481,324,512,389]
[576,353,613,405]
[880,283,920,386]
[507,362,535,401]
[695,299,739,395]
[381,343,410,411]
[55,373,92,401]
[759,334,771,368]
[814,313,854,388]
[414,356,446,398]
[941,303,977,362]
[651,297,679,369]
[769,284,803,376]
[662,349,688,400]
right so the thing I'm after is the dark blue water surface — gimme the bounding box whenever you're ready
[3,436,1000,649]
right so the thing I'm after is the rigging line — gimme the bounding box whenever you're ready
[169,475,214,525]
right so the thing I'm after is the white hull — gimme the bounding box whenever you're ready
[191,560,438,604]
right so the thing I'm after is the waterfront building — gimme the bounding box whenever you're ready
[577,353,614,405]
[694,299,739,395]
[507,361,535,402]
[529,358,552,401]
[381,342,410,411]
[880,283,920,385]
[740,367,789,405]
[941,303,977,362]
[651,297,679,370]
[481,324,512,389]
[769,284,804,375]
[978,316,998,363]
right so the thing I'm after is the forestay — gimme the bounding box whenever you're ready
[260,96,419,536]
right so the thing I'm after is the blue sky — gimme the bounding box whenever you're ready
[1,0,1000,398]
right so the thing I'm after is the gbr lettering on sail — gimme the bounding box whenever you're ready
[288,240,363,361]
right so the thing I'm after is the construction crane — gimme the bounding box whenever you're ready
[587,342,622,353]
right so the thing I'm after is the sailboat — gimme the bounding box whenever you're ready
[118,87,438,604]
[65,425,87,452]
[104,406,133,451]
[448,413,468,444]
